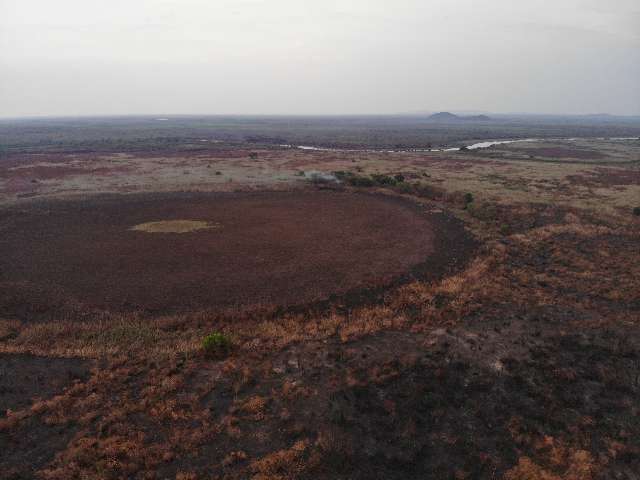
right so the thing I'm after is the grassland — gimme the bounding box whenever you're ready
[0,121,639,479]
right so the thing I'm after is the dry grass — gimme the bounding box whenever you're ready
[130,219,220,233]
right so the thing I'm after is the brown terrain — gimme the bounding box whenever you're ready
[0,191,472,314]
[1,137,639,479]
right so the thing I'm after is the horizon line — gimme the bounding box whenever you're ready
[2,112,640,121]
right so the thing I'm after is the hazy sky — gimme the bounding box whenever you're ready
[1,0,639,117]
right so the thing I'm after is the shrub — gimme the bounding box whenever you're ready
[249,152,259,159]
[463,192,474,205]
[394,174,405,183]
[371,174,397,186]
[202,332,232,359]
[332,171,375,187]
[633,207,640,216]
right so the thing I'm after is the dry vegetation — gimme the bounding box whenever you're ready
[1,137,639,479]
[130,220,220,234]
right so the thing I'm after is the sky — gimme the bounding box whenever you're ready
[1,0,639,117]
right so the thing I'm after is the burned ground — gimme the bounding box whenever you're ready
[0,190,476,316]
[0,354,90,415]
[0,137,639,479]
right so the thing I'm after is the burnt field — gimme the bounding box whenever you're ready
[0,191,472,315]
[0,135,639,480]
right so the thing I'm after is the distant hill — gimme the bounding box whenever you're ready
[427,112,460,122]
[427,112,492,122]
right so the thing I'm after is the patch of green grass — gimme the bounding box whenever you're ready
[202,332,232,359]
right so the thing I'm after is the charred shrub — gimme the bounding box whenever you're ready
[203,332,232,359]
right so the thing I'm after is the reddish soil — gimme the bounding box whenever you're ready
[0,152,107,169]
[0,191,473,315]
[0,163,132,181]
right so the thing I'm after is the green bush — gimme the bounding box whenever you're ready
[633,207,640,216]
[394,174,405,183]
[463,192,474,206]
[202,332,232,359]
